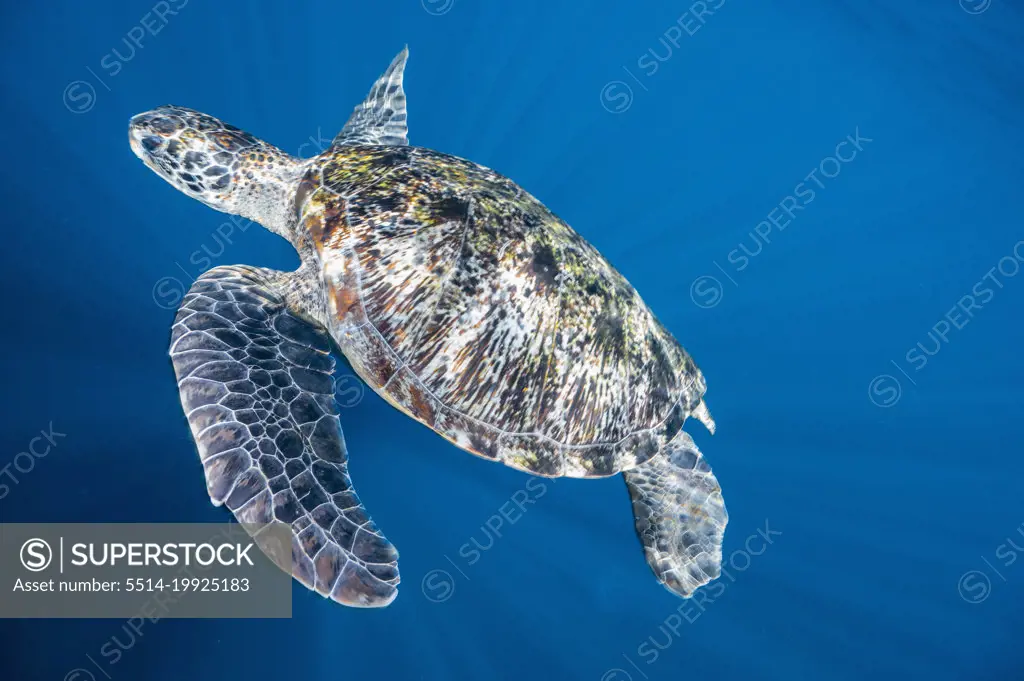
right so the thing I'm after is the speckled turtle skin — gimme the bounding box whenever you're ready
[295,144,711,478]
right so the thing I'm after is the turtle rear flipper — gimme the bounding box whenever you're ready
[170,265,399,607]
[623,431,728,599]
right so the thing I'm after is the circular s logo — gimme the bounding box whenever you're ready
[422,0,455,16]
[959,0,991,15]
[421,569,455,603]
[333,374,365,409]
[600,669,633,681]
[689,276,723,309]
[958,570,991,603]
[63,80,96,114]
[64,670,97,681]
[600,81,634,114]
[867,374,901,408]
[20,538,53,572]
[152,276,187,310]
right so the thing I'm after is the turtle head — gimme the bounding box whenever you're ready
[129,105,303,238]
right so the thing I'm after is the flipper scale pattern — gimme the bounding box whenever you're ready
[170,265,399,607]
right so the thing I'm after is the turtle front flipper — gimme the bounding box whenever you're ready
[170,265,399,607]
[623,430,728,599]
[332,46,410,147]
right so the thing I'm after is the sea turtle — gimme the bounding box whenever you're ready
[129,47,727,607]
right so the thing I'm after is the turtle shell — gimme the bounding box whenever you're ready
[295,145,710,478]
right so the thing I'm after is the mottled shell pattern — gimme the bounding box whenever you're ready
[294,145,713,478]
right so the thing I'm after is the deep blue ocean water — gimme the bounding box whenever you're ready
[2,1,1023,679]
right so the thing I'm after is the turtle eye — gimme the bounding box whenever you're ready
[141,136,163,152]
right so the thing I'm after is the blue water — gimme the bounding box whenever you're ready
[2,1,1023,679]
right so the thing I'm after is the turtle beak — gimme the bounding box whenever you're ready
[128,123,145,159]
[129,113,159,160]
[129,108,184,162]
